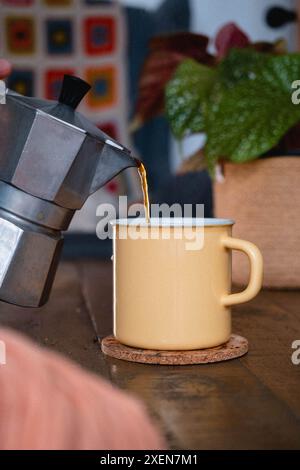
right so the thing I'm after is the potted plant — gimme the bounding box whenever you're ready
[131,23,300,288]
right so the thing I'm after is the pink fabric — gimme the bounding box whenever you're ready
[0,328,166,450]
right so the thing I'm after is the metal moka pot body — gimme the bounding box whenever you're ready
[0,76,137,307]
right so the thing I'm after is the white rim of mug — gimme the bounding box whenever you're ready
[110,218,235,227]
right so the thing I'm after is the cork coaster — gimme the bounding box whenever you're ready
[101,334,248,365]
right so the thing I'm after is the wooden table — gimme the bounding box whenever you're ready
[0,260,300,450]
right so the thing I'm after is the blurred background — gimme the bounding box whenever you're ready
[0,0,298,257]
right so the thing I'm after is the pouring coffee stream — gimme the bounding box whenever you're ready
[0,74,149,307]
[136,160,150,223]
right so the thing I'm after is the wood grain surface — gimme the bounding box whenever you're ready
[0,260,299,449]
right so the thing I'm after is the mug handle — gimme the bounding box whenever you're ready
[221,236,263,307]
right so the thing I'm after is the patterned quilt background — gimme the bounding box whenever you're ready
[0,0,139,233]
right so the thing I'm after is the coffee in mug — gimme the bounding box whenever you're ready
[111,218,263,350]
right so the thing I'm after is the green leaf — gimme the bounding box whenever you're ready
[165,59,216,139]
[204,53,300,167]
[260,53,300,93]
[218,48,270,89]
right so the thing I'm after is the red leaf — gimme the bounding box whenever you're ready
[215,22,250,59]
[149,33,210,61]
[131,32,213,131]
[252,38,287,54]
[272,122,300,154]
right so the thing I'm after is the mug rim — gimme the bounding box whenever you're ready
[110,218,235,227]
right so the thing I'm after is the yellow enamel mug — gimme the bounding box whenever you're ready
[112,218,263,350]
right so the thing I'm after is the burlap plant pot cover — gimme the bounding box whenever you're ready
[214,157,300,289]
